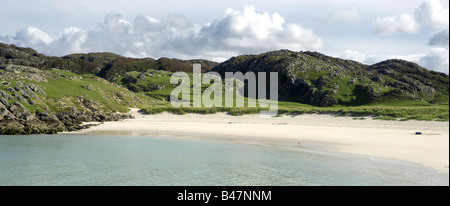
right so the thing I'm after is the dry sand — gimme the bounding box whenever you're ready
[76,109,449,173]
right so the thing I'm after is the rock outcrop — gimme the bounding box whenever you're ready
[0,101,133,135]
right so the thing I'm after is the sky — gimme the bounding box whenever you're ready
[0,0,448,73]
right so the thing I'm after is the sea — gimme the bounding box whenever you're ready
[0,134,448,186]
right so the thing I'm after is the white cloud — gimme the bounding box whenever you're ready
[374,0,449,35]
[167,15,192,30]
[0,6,323,61]
[133,15,164,33]
[369,0,449,73]
[320,6,362,23]
[56,27,88,54]
[14,27,54,45]
[194,6,322,52]
[341,50,367,63]
[339,48,449,74]
[428,29,449,47]
[340,50,424,65]
[180,5,322,56]
[418,47,449,73]
[415,0,449,30]
[100,13,133,35]
[374,13,420,35]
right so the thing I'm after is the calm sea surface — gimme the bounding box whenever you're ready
[0,134,448,186]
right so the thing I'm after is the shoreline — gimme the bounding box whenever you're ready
[72,109,450,173]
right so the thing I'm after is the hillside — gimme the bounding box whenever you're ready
[0,65,155,134]
[0,42,219,78]
[212,50,449,106]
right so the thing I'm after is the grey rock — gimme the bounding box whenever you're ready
[0,97,10,107]
[23,114,37,121]
[371,76,383,83]
[138,73,147,79]
[0,102,15,120]
[121,76,138,84]
[14,87,23,93]
[35,112,67,132]
[25,73,47,82]
[148,85,166,91]
[26,83,46,95]
[22,93,32,100]
[0,90,13,100]
[8,102,32,119]
[3,65,40,73]
[22,86,38,99]
[0,120,26,135]
[5,87,15,93]
[36,112,59,122]
[81,84,94,90]
[15,94,28,103]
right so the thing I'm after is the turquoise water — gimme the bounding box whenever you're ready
[0,134,448,186]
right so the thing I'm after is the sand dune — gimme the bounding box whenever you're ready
[75,109,449,173]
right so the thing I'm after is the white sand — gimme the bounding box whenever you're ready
[75,109,449,172]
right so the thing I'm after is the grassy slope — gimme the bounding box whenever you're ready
[141,100,449,121]
[138,74,449,121]
[0,68,154,114]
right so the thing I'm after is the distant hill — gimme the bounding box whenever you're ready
[0,42,219,79]
[212,50,449,106]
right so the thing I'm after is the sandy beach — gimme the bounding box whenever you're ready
[76,109,450,173]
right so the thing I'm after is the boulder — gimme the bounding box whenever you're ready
[0,90,13,100]
[121,76,138,84]
[15,94,28,103]
[25,73,47,82]
[36,112,59,122]
[8,102,32,119]
[0,97,10,107]
[0,102,15,120]
[3,65,40,73]
[0,120,26,135]
[20,120,60,134]
[21,86,39,99]
[81,84,94,90]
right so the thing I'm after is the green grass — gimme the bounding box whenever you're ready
[112,70,173,93]
[51,78,153,112]
[140,97,449,121]
[1,69,154,113]
[373,116,397,121]
[135,73,449,121]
